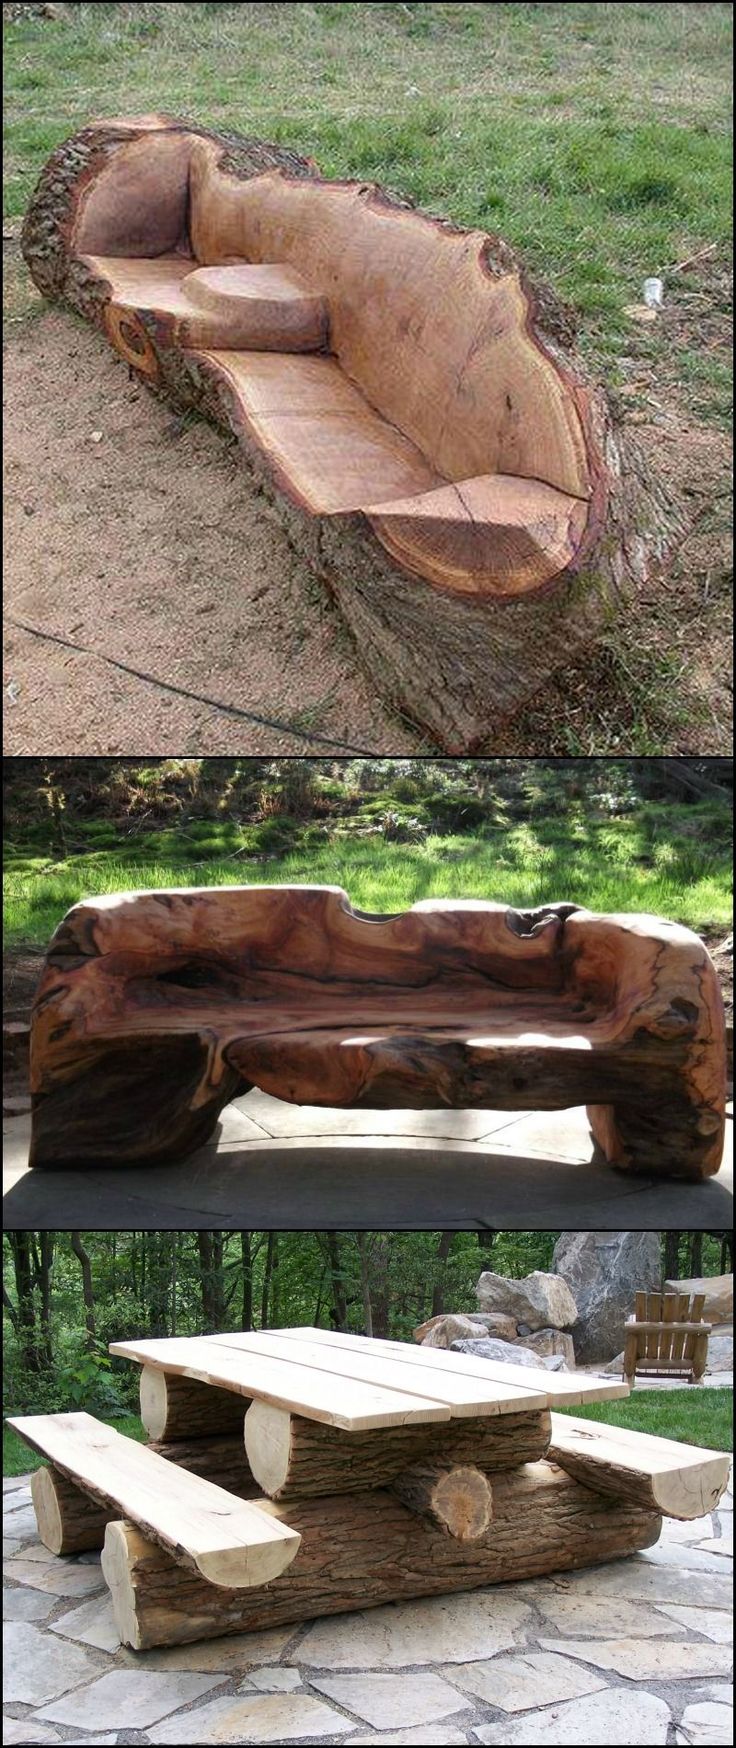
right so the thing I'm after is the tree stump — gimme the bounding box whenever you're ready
[20,115,689,749]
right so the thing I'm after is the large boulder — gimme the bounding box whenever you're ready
[665,1274,733,1326]
[522,1328,576,1368]
[450,1337,565,1372]
[416,1314,488,1349]
[476,1270,577,1331]
[553,1231,661,1364]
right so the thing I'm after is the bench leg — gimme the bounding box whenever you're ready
[587,1096,724,1181]
[31,1464,113,1555]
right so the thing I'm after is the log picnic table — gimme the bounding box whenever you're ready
[28,887,727,1179]
[9,1327,730,1651]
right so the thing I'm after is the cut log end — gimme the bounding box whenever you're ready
[140,1365,247,1442]
[392,1463,493,1540]
[31,1463,112,1555]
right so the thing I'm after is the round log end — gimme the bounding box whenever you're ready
[244,1399,292,1498]
[101,1519,143,1650]
[31,1465,63,1555]
[139,1366,168,1442]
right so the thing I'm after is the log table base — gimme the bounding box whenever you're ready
[21,115,689,748]
[29,889,727,1179]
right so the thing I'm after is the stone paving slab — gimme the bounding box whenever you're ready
[5,1094,733,1229]
[2,1467,733,1746]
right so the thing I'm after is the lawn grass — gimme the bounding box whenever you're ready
[3,3,732,395]
[4,798,731,947]
[3,1413,146,1478]
[559,1387,733,1453]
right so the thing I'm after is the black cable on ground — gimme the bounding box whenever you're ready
[6,615,377,755]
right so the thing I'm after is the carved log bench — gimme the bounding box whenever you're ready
[11,1331,729,1651]
[29,886,726,1177]
[21,115,687,749]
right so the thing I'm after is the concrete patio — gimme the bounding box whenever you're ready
[3,1460,732,1746]
[3,1090,733,1230]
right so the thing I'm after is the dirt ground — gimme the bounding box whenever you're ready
[3,243,733,756]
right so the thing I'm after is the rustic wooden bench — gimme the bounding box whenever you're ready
[11,1330,729,1652]
[21,115,685,748]
[29,887,726,1177]
[622,1290,713,1386]
[6,1410,300,1585]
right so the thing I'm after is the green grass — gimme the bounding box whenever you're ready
[3,1413,146,1478]
[559,1387,733,1452]
[3,2,732,376]
[3,799,731,947]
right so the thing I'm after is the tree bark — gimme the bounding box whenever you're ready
[31,1463,114,1554]
[244,1401,552,1498]
[150,1436,259,1498]
[101,1463,661,1649]
[139,1365,248,1441]
[20,117,690,751]
[431,1232,455,1317]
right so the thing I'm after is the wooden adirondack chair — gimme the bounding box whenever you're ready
[623,1291,712,1386]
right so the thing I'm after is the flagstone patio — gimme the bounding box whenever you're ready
[3,1461,732,1746]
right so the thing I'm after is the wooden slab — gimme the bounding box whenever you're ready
[277,1327,630,1407]
[109,1336,451,1431]
[8,1412,299,1588]
[548,1412,730,1519]
[207,1330,548,1416]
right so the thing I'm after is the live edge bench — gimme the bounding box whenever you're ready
[21,115,686,749]
[10,1329,729,1651]
[29,886,726,1178]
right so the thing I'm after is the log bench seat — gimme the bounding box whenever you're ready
[7,1410,300,1586]
[29,886,726,1176]
[21,116,687,745]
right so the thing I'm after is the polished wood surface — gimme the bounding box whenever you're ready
[29,887,726,1175]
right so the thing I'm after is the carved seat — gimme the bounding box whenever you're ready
[29,887,725,1177]
[22,115,686,744]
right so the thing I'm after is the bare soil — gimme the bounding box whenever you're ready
[3,245,732,756]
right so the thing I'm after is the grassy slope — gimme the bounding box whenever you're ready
[4,799,732,946]
[5,1391,731,1476]
[3,2,731,398]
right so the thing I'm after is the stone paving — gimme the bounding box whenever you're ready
[3,1466,733,1746]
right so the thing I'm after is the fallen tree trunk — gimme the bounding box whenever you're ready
[139,1366,248,1441]
[20,116,690,750]
[391,1463,493,1540]
[243,1401,552,1498]
[101,1461,661,1649]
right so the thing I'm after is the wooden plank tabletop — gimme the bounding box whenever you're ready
[8,1411,299,1588]
[111,1326,626,1429]
[278,1327,630,1407]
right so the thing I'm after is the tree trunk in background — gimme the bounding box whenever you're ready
[170,1236,178,1337]
[36,1233,55,1367]
[322,1235,348,1331]
[663,1231,681,1284]
[261,1232,278,1328]
[357,1236,373,1337]
[241,1232,254,1331]
[197,1233,226,1330]
[371,1236,391,1339]
[147,1235,172,1338]
[690,1232,703,1276]
[6,1232,42,1372]
[477,1232,496,1253]
[70,1234,96,1348]
[431,1233,455,1316]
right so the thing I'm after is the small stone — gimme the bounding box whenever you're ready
[537,1637,732,1680]
[49,1592,121,1652]
[662,1515,716,1543]
[655,1605,733,1643]
[2,1723,62,1745]
[3,1619,99,1703]
[311,1671,466,1730]
[449,1650,605,1712]
[552,1560,732,1610]
[148,1692,352,1743]
[623,303,658,323]
[642,1541,732,1574]
[474,1688,671,1744]
[38,1668,227,1730]
[1,1503,39,1540]
[678,1701,733,1745]
[3,1584,56,1621]
[243,1667,301,1693]
[3,1485,32,1509]
[89,430,104,443]
[299,1591,530,1668]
